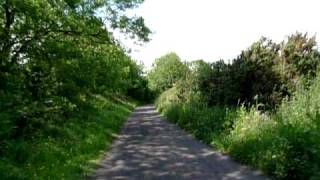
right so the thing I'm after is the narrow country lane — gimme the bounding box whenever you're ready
[91,105,267,180]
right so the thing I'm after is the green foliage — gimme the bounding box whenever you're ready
[147,52,189,94]
[0,0,151,137]
[153,33,320,179]
[189,34,320,109]
[155,84,235,144]
[279,33,320,89]
[0,94,136,179]
[0,0,151,179]
[224,75,320,179]
[157,82,320,179]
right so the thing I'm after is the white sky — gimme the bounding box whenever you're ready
[120,0,320,68]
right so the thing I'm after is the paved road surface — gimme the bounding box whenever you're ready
[91,105,267,180]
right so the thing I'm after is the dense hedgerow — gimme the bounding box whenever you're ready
[150,34,320,110]
[223,76,320,179]
[151,32,320,179]
[156,75,320,179]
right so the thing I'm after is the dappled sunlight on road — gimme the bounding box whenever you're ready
[91,105,266,180]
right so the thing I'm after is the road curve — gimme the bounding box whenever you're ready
[91,105,267,180]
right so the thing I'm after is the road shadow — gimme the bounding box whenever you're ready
[90,105,267,180]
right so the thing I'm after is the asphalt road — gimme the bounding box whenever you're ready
[91,105,267,180]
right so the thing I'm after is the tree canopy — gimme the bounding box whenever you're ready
[150,33,320,109]
[0,0,151,139]
[147,52,189,94]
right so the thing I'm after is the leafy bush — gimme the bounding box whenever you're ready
[156,87,237,144]
[189,34,320,109]
[156,74,320,179]
[224,87,320,179]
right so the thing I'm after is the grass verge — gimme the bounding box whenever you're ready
[0,94,136,179]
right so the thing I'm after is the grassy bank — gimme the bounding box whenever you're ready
[156,77,320,179]
[0,94,136,179]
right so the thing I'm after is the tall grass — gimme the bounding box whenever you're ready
[0,94,136,179]
[156,76,320,179]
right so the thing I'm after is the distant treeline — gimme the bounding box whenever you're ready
[149,33,320,109]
